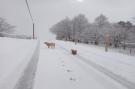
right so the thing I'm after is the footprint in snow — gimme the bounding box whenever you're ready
[66,69,72,72]
[61,60,64,63]
[62,64,66,67]
[69,77,76,81]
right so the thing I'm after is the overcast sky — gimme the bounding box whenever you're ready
[0,0,135,40]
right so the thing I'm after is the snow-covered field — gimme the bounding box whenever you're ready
[1,37,135,89]
[34,40,135,89]
[0,37,39,89]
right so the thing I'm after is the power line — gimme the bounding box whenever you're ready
[25,0,34,23]
[25,0,35,39]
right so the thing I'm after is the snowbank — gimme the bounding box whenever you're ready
[0,37,40,89]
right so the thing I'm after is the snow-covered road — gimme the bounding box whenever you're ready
[58,42,135,89]
[34,40,135,89]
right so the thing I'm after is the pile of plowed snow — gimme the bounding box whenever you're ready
[0,37,39,89]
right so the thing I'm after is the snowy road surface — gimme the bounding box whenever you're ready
[34,41,135,89]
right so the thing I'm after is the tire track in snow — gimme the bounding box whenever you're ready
[58,45,135,89]
[78,47,134,67]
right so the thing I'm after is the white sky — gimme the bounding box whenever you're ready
[0,0,135,40]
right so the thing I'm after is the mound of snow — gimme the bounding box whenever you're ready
[0,37,39,89]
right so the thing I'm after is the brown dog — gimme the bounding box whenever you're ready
[44,42,55,48]
[71,49,77,55]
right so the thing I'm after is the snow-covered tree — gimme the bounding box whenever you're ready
[95,14,108,27]
[117,21,133,49]
[72,14,89,43]
[81,24,97,44]
[0,17,15,37]
[94,14,109,45]
[50,17,72,40]
[50,14,135,50]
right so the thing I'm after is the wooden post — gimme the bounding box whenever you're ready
[105,33,109,52]
[130,48,132,54]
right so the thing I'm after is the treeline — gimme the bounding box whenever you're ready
[0,17,15,36]
[50,14,135,49]
[0,17,33,39]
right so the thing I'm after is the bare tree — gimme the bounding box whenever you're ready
[118,21,132,50]
[0,17,15,36]
[94,14,109,45]
[50,17,72,40]
[81,24,97,44]
[50,14,135,51]
[72,14,89,43]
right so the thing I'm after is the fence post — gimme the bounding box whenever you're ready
[105,33,109,52]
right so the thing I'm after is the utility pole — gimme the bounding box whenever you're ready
[33,23,35,39]
[25,0,35,39]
